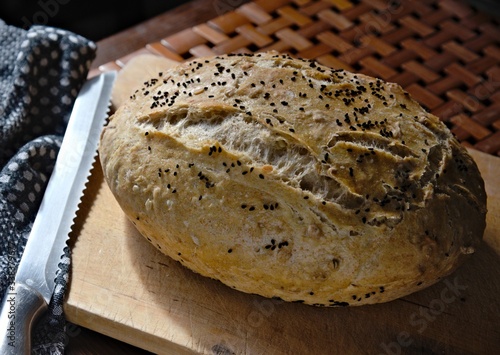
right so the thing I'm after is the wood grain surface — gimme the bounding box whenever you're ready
[64,55,500,355]
[91,0,250,70]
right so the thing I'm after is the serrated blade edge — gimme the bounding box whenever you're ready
[15,71,117,304]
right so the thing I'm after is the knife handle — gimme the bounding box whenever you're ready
[0,282,48,355]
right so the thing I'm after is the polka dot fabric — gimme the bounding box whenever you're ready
[0,20,96,354]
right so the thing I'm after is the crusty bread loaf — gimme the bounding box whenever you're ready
[99,52,487,306]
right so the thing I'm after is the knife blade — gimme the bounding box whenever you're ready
[0,70,116,354]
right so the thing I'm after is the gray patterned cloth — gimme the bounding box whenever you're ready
[0,19,96,354]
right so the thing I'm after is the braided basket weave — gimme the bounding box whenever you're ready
[99,0,500,156]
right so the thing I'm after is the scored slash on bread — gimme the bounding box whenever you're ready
[99,51,486,306]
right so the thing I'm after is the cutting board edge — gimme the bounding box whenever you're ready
[64,301,198,355]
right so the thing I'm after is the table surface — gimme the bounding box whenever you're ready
[91,0,249,70]
[66,0,499,353]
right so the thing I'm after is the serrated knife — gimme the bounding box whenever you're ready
[0,70,116,354]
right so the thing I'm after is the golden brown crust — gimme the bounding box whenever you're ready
[99,52,487,306]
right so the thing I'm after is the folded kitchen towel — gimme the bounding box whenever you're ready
[0,19,96,354]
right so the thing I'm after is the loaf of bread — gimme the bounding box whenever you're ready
[99,52,487,306]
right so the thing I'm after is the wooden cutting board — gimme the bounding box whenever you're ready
[64,55,500,355]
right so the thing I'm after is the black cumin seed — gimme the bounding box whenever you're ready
[249,206,255,211]
[259,174,264,179]
[228,249,233,253]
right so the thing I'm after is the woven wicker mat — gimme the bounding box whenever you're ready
[98,0,500,156]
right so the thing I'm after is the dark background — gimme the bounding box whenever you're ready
[0,0,191,41]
